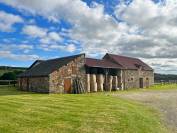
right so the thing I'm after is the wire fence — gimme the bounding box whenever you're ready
[154,80,177,85]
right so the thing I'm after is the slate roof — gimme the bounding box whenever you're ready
[18,54,84,77]
[85,58,123,69]
[104,53,153,71]
[28,60,44,70]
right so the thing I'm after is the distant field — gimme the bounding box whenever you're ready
[0,85,168,133]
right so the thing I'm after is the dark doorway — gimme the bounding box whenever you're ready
[64,78,71,93]
[139,78,143,88]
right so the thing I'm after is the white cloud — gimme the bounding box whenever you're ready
[0,44,33,54]
[48,32,61,41]
[66,44,76,52]
[0,50,39,61]
[22,25,47,38]
[22,25,62,44]
[2,0,177,73]
[39,43,76,53]
[143,58,177,74]
[0,11,23,32]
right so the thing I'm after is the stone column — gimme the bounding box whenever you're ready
[112,76,118,91]
[108,75,113,91]
[121,70,125,90]
[97,74,104,92]
[86,74,90,92]
[90,74,97,92]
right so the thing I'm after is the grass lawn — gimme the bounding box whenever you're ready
[108,84,177,94]
[0,85,168,133]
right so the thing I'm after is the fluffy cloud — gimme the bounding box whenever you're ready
[0,50,39,61]
[1,0,177,73]
[0,44,33,53]
[143,58,177,74]
[115,0,177,58]
[66,44,76,52]
[48,32,61,41]
[22,25,47,38]
[0,11,23,32]
[39,43,76,53]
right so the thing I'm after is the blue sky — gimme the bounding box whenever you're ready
[0,0,177,74]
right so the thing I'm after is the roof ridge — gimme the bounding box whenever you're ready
[107,53,139,60]
[46,53,85,62]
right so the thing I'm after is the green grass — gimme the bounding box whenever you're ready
[0,86,168,133]
[110,84,177,94]
[148,83,177,90]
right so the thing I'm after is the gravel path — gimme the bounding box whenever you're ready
[113,90,177,133]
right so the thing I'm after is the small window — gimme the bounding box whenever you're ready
[131,77,134,81]
[146,78,149,80]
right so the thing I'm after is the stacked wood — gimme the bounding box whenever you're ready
[96,74,104,92]
[86,74,90,92]
[112,76,118,91]
[90,74,97,92]
[108,76,113,91]
[72,77,85,94]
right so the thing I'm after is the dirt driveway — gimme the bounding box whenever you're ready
[113,89,177,133]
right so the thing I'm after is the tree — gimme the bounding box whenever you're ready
[0,72,16,80]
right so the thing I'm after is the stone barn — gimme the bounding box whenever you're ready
[18,53,154,93]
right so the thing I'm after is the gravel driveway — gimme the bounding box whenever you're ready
[113,89,177,133]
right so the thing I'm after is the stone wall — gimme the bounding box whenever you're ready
[122,69,154,89]
[28,77,49,93]
[49,54,86,93]
[18,78,28,91]
[18,77,49,93]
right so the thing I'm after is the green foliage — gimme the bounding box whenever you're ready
[0,86,167,133]
[0,72,16,80]
[0,70,24,80]
[0,66,26,78]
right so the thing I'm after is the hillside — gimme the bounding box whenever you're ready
[154,73,177,81]
[0,66,27,77]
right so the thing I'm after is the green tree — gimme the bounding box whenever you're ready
[0,72,16,80]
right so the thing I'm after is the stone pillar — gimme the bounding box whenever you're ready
[120,70,124,90]
[86,74,90,92]
[90,74,97,92]
[108,76,113,91]
[97,74,104,92]
[112,76,118,91]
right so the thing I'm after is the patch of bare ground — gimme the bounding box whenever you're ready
[113,89,177,133]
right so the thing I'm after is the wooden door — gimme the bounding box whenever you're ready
[64,78,71,93]
[139,78,143,88]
